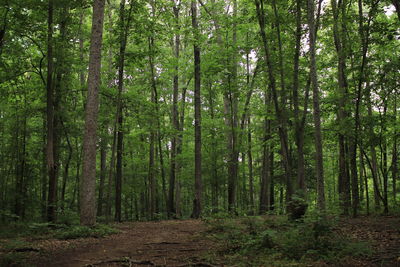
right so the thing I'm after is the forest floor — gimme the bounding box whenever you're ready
[1,215,400,266]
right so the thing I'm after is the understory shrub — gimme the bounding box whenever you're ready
[54,224,118,240]
[205,213,371,265]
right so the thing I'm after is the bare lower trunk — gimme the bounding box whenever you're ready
[97,141,107,216]
[247,117,254,214]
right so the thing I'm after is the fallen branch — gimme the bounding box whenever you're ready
[86,257,155,266]
[13,247,40,252]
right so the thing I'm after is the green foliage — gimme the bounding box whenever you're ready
[0,252,29,267]
[205,214,372,266]
[2,239,32,251]
[56,210,80,226]
[54,224,118,240]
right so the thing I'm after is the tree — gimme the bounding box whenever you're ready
[80,0,106,226]
[191,0,202,219]
[308,0,325,211]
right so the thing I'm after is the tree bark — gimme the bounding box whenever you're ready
[308,0,325,211]
[255,0,293,203]
[191,0,202,219]
[259,118,271,214]
[247,117,255,214]
[392,97,398,205]
[80,0,106,226]
[331,0,351,215]
[97,139,107,217]
[46,0,57,222]
[60,121,73,211]
[115,0,132,223]
[169,1,180,217]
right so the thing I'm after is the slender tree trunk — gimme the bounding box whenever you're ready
[175,82,187,217]
[97,140,107,216]
[270,151,275,211]
[158,132,168,212]
[360,146,370,214]
[380,104,389,214]
[308,0,325,211]
[225,0,239,214]
[255,0,293,203]
[247,117,254,214]
[332,0,351,214]
[191,0,202,218]
[114,0,132,222]
[46,0,57,222]
[169,2,180,218]
[15,114,26,219]
[115,114,123,222]
[392,97,398,205]
[148,48,156,219]
[260,88,271,214]
[259,119,271,214]
[366,85,382,211]
[293,0,306,192]
[80,0,106,226]
[61,122,73,211]
[41,119,47,220]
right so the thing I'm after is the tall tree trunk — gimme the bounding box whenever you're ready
[392,97,398,205]
[191,0,202,219]
[308,0,325,211]
[80,0,106,226]
[114,0,132,222]
[225,0,239,213]
[148,52,156,219]
[169,1,180,217]
[46,0,57,222]
[292,0,306,192]
[255,0,293,204]
[332,0,351,215]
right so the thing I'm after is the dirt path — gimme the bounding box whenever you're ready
[14,216,400,267]
[35,220,214,267]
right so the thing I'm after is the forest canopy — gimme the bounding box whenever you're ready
[0,0,399,225]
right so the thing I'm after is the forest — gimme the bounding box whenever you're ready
[0,0,400,266]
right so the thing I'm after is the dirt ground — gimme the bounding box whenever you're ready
[33,220,214,267]
[336,215,400,267]
[6,216,400,267]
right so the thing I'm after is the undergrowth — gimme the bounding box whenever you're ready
[204,213,371,266]
[0,221,118,266]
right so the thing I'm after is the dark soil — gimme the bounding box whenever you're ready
[36,220,213,267]
[2,216,399,267]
